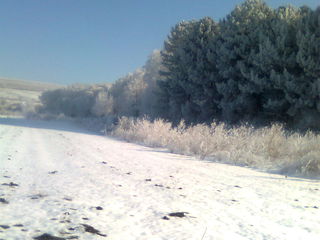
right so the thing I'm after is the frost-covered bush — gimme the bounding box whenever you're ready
[112,117,320,177]
[39,84,106,118]
[112,117,172,147]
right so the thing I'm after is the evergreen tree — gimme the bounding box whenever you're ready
[215,0,273,123]
[293,6,320,129]
[159,17,220,123]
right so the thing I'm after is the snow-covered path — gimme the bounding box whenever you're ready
[0,117,319,240]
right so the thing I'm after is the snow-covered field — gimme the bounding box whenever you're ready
[0,117,319,240]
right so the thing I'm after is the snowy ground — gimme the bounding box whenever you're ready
[0,117,319,240]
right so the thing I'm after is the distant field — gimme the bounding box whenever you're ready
[1,88,41,101]
[0,77,61,92]
[0,78,62,116]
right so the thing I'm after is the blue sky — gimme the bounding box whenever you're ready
[0,0,318,85]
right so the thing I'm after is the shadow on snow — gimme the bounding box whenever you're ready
[0,117,100,136]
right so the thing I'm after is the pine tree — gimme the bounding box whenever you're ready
[293,6,320,129]
[215,0,273,123]
[159,17,220,123]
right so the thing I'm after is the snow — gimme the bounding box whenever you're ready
[0,117,319,240]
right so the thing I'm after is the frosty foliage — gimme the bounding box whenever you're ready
[108,50,164,118]
[39,84,109,118]
[140,50,164,118]
[113,117,320,177]
[109,68,145,117]
[92,91,114,117]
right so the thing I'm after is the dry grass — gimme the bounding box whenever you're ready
[112,117,320,177]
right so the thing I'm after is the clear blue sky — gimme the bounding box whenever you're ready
[0,0,318,85]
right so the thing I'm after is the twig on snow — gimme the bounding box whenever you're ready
[200,226,207,240]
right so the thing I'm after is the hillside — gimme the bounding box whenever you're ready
[0,77,61,92]
[0,78,62,116]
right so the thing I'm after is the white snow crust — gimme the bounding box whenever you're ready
[0,117,319,240]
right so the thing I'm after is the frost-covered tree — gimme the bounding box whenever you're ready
[92,90,114,117]
[157,0,319,128]
[259,5,303,121]
[215,0,274,122]
[110,68,146,117]
[159,17,220,123]
[244,4,320,128]
[40,85,98,117]
[297,6,320,80]
[225,3,300,123]
[159,20,194,122]
[293,6,320,129]
[140,50,164,118]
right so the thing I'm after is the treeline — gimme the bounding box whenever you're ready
[39,0,320,130]
[39,50,162,120]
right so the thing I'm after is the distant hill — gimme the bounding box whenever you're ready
[0,77,62,92]
[0,77,63,116]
